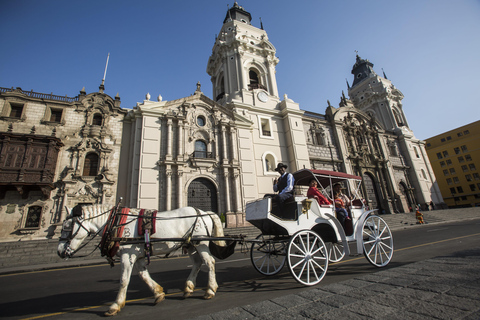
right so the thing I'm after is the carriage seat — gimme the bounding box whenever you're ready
[271,197,298,220]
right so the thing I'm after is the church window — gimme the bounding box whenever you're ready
[92,113,102,126]
[83,152,99,176]
[9,103,24,118]
[197,116,206,127]
[49,108,63,123]
[25,206,42,228]
[258,116,273,139]
[194,140,208,158]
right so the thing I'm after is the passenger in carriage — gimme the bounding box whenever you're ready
[271,163,295,204]
[307,179,331,205]
[333,183,351,208]
[334,194,349,227]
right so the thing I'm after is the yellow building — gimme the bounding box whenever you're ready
[425,120,480,208]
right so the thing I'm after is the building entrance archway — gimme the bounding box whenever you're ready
[363,173,380,211]
[187,178,218,213]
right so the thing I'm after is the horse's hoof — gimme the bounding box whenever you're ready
[183,292,192,299]
[104,309,119,317]
[154,293,165,304]
[203,293,215,300]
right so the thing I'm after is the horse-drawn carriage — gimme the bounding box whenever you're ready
[57,169,393,315]
[246,169,394,286]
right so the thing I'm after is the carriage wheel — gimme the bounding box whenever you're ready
[362,215,394,267]
[326,242,345,263]
[287,230,328,286]
[250,234,286,276]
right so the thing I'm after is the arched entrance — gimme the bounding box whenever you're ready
[399,182,413,212]
[362,173,380,210]
[187,178,218,213]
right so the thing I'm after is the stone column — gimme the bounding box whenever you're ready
[221,124,228,163]
[177,171,183,208]
[178,120,184,158]
[166,167,172,211]
[166,118,173,159]
[230,127,238,160]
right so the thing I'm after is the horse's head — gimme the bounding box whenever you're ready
[57,205,92,259]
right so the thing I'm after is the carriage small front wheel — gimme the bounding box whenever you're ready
[287,230,329,286]
[362,215,394,267]
[326,241,345,263]
[250,234,286,276]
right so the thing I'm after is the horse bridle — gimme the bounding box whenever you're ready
[59,213,107,258]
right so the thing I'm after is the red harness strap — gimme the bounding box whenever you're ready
[107,208,130,258]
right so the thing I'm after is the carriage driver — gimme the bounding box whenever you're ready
[272,163,295,204]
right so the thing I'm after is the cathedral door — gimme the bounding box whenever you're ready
[188,178,218,213]
[363,173,379,210]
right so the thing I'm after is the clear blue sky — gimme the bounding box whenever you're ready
[1,1,479,140]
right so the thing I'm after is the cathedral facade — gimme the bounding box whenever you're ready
[119,3,444,227]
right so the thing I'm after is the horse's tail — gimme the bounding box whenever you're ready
[209,212,226,247]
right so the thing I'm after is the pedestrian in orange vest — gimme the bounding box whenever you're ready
[415,209,425,224]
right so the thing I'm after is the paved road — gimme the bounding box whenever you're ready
[0,208,479,319]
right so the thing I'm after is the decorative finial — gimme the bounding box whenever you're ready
[195,81,201,93]
[157,94,162,102]
[146,93,150,101]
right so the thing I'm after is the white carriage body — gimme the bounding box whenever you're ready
[246,169,391,258]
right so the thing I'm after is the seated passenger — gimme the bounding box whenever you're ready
[334,192,350,227]
[307,179,331,205]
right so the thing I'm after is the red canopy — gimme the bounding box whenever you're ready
[293,169,362,187]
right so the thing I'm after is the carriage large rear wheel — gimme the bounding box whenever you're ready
[250,234,286,276]
[362,215,394,267]
[287,230,328,286]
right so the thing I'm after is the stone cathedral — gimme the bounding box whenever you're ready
[0,3,444,240]
[118,3,444,228]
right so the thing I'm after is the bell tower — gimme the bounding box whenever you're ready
[207,2,280,107]
[348,55,409,132]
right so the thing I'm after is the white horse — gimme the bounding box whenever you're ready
[57,204,226,316]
